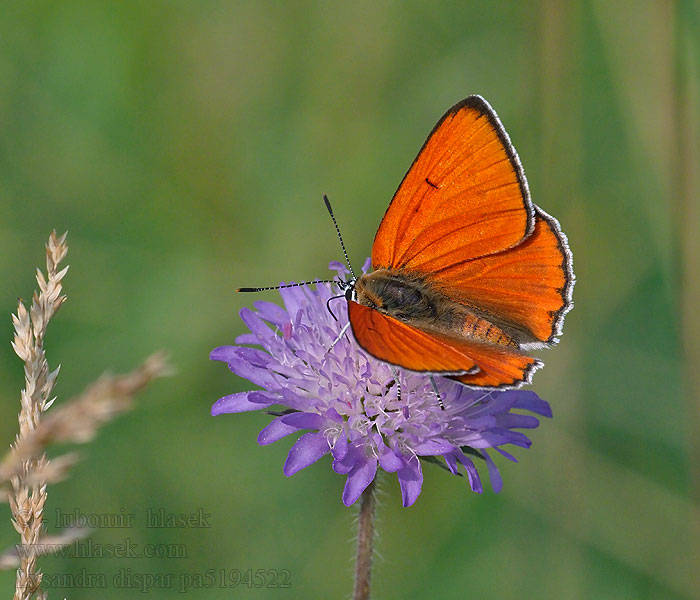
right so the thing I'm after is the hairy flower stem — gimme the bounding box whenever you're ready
[353,478,376,600]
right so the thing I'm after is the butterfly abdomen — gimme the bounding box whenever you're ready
[460,313,517,347]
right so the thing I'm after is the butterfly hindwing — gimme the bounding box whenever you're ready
[450,344,542,389]
[426,207,573,344]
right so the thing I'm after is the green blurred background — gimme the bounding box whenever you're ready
[1,1,699,598]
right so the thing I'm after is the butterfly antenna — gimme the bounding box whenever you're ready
[238,280,335,293]
[324,194,356,279]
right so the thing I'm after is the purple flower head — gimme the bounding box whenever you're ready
[211,261,552,507]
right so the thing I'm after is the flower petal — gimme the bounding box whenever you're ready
[455,452,483,493]
[482,450,503,493]
[248,391,277,405]
[378,444,403,473]
[279,286,307,322]
[333,445,361,475]
[258,417,301,445]
[413,438,455,456]
[210,346,238,362]
[211,392,265,415]
[235,347,271,367]
[397,459,423,507]
[239,307,276,345]
[511,390,553,417]
[284,432,331,476]
[253,300,291,328]
[444,453,460,475]
[281,412,325,430]
[331,431,348,460]
[225,355,280,389]
[280,388,315,411]
[328,261,349,276]
[495,446,518,462]
[342,458,378,506]
[497,414,541,429]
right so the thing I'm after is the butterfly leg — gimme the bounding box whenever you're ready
[328,321,351,352]
[429,376,445,411]
[390,367,409,419]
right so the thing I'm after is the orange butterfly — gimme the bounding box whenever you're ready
[344,95,574,389]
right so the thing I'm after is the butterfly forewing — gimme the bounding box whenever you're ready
[371,96,534,272]
[347,300,479,375]
[350,297,543,388]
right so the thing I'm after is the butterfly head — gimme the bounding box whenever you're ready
[333,275,356,302]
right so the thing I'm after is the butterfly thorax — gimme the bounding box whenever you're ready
[354,269,518,348]
[355,269,439,322]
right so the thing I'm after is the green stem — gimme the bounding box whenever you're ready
[353,478,376,600]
